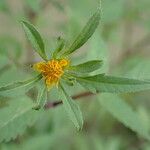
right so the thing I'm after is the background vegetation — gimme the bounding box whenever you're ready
[0,0,150,149]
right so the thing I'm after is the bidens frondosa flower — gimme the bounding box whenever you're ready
[19,8,102,129]
[33,59,69,89]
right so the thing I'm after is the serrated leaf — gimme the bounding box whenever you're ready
[69,60,103,74]
[21,21,47,60]
[33,86,47,110]
[77,74,150,93]
[60,84,83,130]
[0,74,42,92]
[99,94,150,140]
[63,8,101,55]
[0,97,39,142]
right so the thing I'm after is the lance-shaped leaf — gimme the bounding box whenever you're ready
[21,21,47,60]
[60,83,83,130]
[99,94,150,140]
[63,8,101,55]
[0,74,42,92]
[53,37,65,58]
[69,60,103,74]
[77,74,150,93]
[33,86,47,110]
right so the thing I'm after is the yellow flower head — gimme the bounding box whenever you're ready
[33,59,69,88]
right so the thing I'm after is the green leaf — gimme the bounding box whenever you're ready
[63,8,101,55]
[21,21,47,60]
[0,74,42,92]
[53,37,65,58]
[99,94,150,140]
[77,74,150,93]
[69,60,103,74]
[0,97,39,142]
[60,83,83,130]
[33,86,47,110]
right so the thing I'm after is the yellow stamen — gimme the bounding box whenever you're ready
[33,59,69,89]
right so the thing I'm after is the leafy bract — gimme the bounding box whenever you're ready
[33,86,47,110]
[22,21,47,60]
[60,84,83,130]
[63,8,101,55]
[53,37,65,58]
[69,60,103,74]
[0,74,42,92]
[77,74,150,93]
[99,94,150,140]
[0,97,39,142]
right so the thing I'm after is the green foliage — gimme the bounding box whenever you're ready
[21,21,47,60]
[0,71,42,98]
[99,94,150,140]
[77,74,150,93]
[60,84,83,130]
[33,86,47,110]
[69,60,103,74]
[0,97,39,142]
[52,37,65,58]
[0,74,42,92]
[0,0,150,149]
[0,66,38,97]
[63,8,101,55]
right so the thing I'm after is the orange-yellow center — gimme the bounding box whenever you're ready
[33,59,69,88]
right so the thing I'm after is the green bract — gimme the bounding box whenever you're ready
[63,8,101,55]
[0,5,150,142]
[60,83,83,130]
[69,60,103,74]
[52,37,65,58]
[76,74,150,93]
[33,85,47,110]
[0,74,42,92]
[21,21,47,61]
